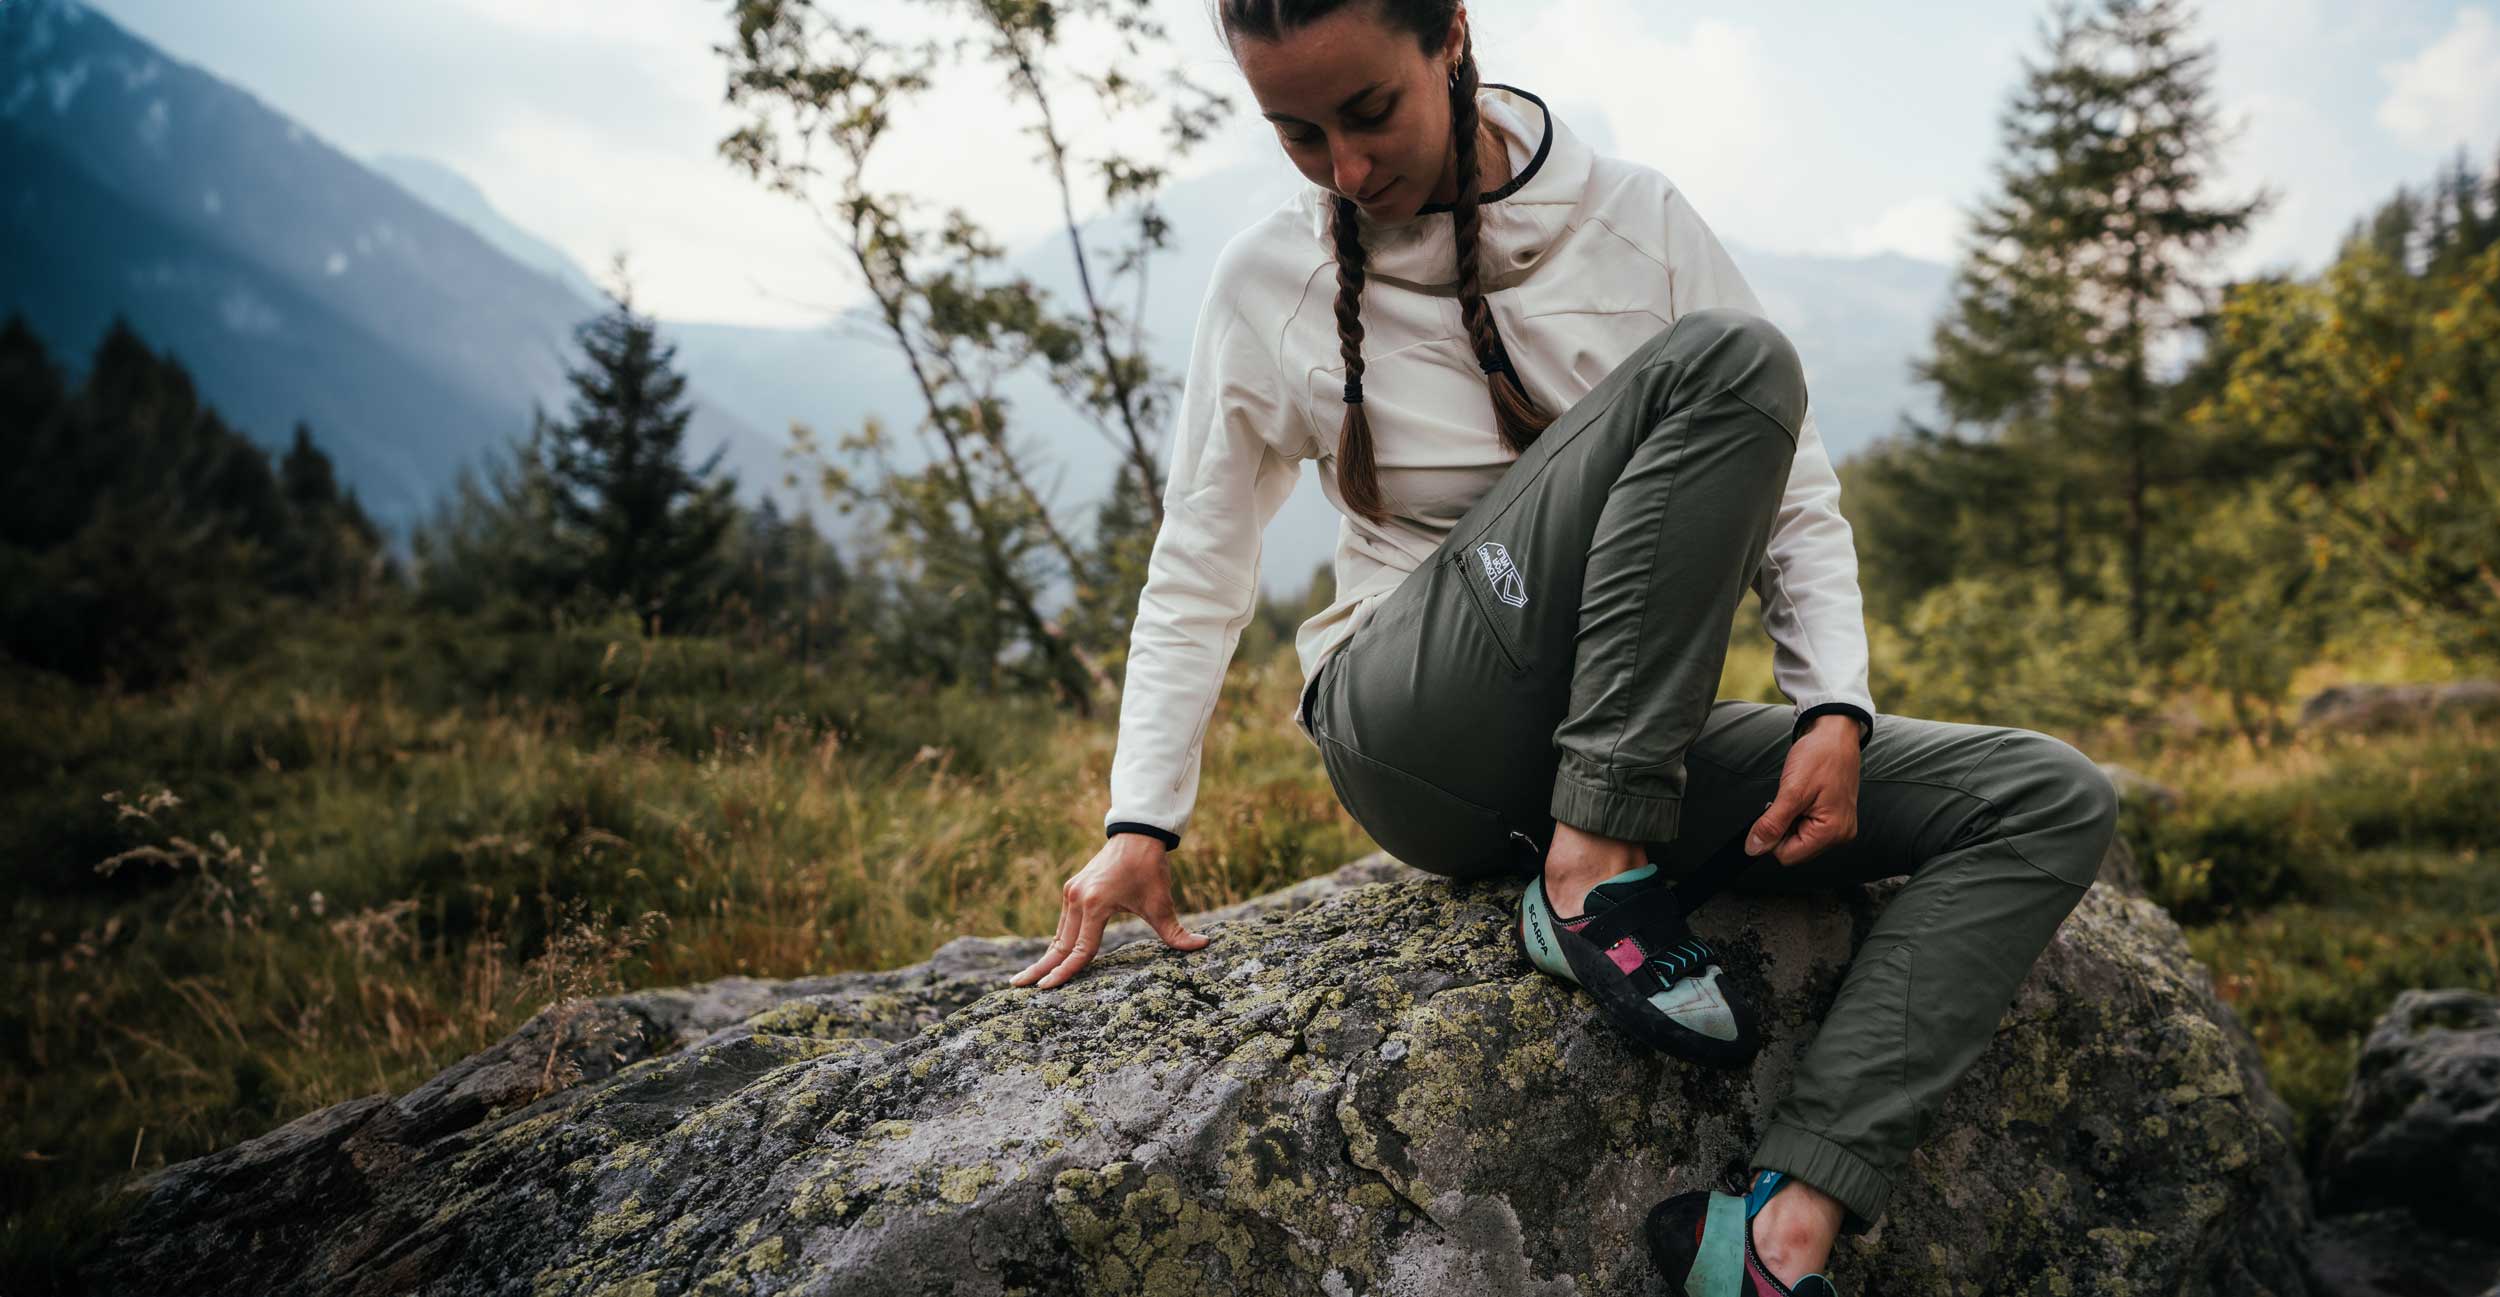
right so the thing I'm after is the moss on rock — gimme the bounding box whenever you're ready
[84,854,2315,1296]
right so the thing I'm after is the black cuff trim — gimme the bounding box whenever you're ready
[1794,703,1873,749]
[1107,821,1180,851]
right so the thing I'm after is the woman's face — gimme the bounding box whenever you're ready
[1231,5,1468,221]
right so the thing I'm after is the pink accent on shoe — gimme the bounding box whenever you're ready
[1606,938,1646,975]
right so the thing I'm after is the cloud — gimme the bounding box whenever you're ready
[1492,4,1798,235]
[2377,6,2500,148]
[87,0,2487,329]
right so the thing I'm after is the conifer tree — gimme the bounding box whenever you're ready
[275,422,384,600]
[0,313,67,550]
[410,421,571,618]
[537,275,739,633]
[1916,0,2263,649]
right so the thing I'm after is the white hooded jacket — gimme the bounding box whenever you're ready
[1103,82,1876,846]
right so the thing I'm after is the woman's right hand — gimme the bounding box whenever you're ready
[1008,832,1210,989]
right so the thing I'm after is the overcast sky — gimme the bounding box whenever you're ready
[84,0,2500,329]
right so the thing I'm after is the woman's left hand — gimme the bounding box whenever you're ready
[1744,715,1862,865]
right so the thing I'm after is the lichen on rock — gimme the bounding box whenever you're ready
[85,852,2315,1295]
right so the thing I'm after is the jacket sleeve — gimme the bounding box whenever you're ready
[1103,291,1306,846]
[1659,183,1878,742]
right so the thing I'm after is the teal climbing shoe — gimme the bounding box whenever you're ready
[1645,1169,1842,1296]
[1515,856,1762,1068]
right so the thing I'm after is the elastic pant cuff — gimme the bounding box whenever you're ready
[1752,1120,1890,1236]
[1549,777,1681,844]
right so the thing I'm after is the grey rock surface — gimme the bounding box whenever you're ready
[2319,988,2500,1236]
[2095,818,2148,896]
[86,852,2315,1296]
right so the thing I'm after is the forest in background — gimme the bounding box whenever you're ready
[2,0,2496,1286]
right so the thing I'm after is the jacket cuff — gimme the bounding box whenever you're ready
[1794,702,1872,749]
[1106,821,1181,851]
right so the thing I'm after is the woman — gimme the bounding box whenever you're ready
[1008,2,2121,1292]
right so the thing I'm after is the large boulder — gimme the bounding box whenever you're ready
[85,852,2314,1296]
[2318,988,2500,1236]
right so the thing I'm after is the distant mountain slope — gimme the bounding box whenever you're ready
[0,0,767,530]
[1739,246,1954,457]
[2,0,1951,595]
[366,154,611,307]
[0,120,503,517]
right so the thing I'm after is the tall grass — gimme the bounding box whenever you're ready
[4,599,2490,1288]
[2111,716,2500,1166]
[0,606,1365,1288]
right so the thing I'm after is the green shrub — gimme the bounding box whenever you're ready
[2185,844,2500,1169]
[2135,794,2332,922]
[2119,722,2497,922]
[1871,575,2158,733]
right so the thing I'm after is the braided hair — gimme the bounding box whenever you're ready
[1220,0,1554,524]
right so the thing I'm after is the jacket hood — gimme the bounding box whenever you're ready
[1295,82,1591,289]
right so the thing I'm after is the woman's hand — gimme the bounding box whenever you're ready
[1744,715,1862,865]
[1008,833,1210,989]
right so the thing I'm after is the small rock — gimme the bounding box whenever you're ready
[2096,761,2182,815]
[2319,988,2500,1237]
[2301,1206,2500,1297]
[2296,680,2500,734]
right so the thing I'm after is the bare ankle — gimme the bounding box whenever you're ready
[1750,1175,1843,1283]
[1542,821,1645,916]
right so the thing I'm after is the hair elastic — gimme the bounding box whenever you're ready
[1343,378,1364,405]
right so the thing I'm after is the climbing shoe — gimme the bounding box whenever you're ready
[1645,1168,1842,1296]
[1513,830,1765,1068]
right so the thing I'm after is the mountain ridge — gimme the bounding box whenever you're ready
[4,0,1953,596]
[0,0,772,534]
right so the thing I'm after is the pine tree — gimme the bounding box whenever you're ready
[0,313,67,550]
[1916,0,2263,651]
[538,280,739,633]
[274,422,385,600]
[410,422,571,619]
[2430,146,2493,273]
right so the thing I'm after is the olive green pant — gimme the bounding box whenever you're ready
[1299,308,2120,1233]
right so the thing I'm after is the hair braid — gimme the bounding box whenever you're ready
[1448,41,1553,455]
[1327,194,1388,523]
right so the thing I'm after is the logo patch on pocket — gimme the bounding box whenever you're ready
[1475,541,1529,608]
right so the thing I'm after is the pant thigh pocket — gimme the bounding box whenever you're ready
[1320,734,1512,879]
[1446,545,1536,676]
